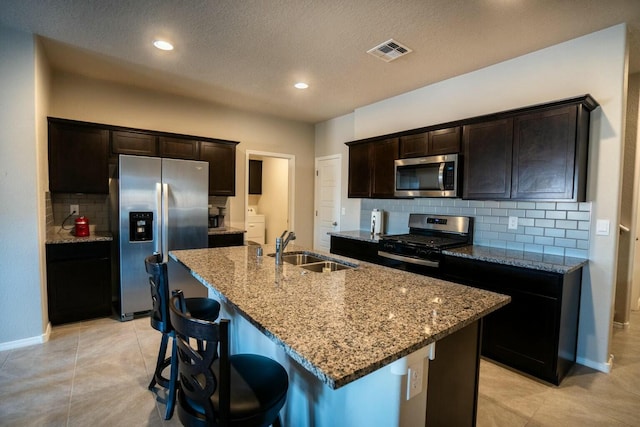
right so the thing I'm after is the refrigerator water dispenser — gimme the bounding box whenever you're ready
[129,211,153,242]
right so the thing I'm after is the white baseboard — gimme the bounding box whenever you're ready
[613,321,630,329]
[576,354,613,374]
[0,322,51,352]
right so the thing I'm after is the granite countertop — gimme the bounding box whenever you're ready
[208,227,246,235]
[328,230,381,243]
[330,230,588,274]
[46,226,113,244]
[443,246,588,274]
[170,244,510,390]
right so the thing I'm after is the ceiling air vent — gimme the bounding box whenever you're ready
[367,39,412,62]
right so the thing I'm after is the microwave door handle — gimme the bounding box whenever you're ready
[438,162,445,191]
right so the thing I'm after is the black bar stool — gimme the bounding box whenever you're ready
[169,289,289,427]
[145,253,221,420]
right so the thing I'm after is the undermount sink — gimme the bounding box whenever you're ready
[281,253,325,265]
[267,251,356,272]
[300,261,352,272]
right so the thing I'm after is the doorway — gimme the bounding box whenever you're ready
[245,150,295,245]
[314,155,341,252]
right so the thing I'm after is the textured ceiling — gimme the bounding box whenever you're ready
[1,0,639,124]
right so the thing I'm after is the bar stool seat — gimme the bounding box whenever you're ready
[145,253,221,420]
[170,290,289,427]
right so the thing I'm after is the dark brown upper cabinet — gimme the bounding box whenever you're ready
[399,126,461,158]
[159,136,200,160]
[463,97,595,201]
[200,141,236,196]
[249,160,263,195]
[345,95,597,201]
[511,105,580,200]
[347,142,372,198]
[347,138,399,198]
[111,130,157,157]
[48,117,238,196]
[463,119,514,200]
[48,119,109,194]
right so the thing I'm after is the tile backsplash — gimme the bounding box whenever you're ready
[49,192,110,231]
[361,198,591,258]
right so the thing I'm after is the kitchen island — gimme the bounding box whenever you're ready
[170,244,510,426]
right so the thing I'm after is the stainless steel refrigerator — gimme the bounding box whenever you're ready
[110,155,209,321]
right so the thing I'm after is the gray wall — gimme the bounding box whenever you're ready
[0,26,46,345]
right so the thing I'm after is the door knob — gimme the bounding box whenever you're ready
[332,222,338,226]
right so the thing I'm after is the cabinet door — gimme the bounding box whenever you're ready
[399,128,461,158]
[347,143,372,198]
[511,105,577,200]
[200,141,236,196]
[463,119,513,199]
[159,136,200,160]
[48,121,109,193]
[429,126,461,155]
[481,290,558,383]
[249,160,263,194]
[111,130,157,157]
[371,138,399,198]
[399,132,428,158]
[46,242,112,325]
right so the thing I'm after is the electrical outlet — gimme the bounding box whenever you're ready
[406,361,423,399]
[508,216,518,230]
[70,204,79,215]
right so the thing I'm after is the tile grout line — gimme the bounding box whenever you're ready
[66,330,81,427]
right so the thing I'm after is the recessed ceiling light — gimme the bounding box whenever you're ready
[153,39,174,51]
[294,82,309,89]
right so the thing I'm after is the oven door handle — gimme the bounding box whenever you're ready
[378,250,440,268]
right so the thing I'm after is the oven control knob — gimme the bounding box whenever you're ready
[383,242,395,250]
[417,248,430,257]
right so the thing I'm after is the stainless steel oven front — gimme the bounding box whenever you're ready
[394,153,459,198]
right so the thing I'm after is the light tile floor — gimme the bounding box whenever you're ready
[0,312,638,426]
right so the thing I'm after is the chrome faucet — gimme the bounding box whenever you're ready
[275,230,296,265]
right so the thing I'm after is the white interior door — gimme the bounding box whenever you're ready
[314,155,341,252]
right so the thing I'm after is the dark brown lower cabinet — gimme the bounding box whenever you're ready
[441,256,582,385]
[426,320,480,427]
[208,233,244,248]
[46,241,112,325]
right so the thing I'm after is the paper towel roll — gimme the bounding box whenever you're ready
[371,209,382,235]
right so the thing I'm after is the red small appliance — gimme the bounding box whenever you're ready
[75,216,90,237]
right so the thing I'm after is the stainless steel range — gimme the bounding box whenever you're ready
[378,214,473,268]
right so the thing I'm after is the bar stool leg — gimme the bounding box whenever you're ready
[164,336,179,420]
[149,332,169,390]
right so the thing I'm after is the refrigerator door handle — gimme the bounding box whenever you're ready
[162,183,169,263]
[155,182,162,256]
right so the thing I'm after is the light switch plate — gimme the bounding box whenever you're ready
[596,219,610,236]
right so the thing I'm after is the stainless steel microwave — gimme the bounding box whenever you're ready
[394,154,460,197]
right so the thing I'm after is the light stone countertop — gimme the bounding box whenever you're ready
[170,243,510,389]
[328,230,382,242]
[208,227,246,235]
[444,245,588,274]
[46,226,113,244]
[330,230,588,274]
